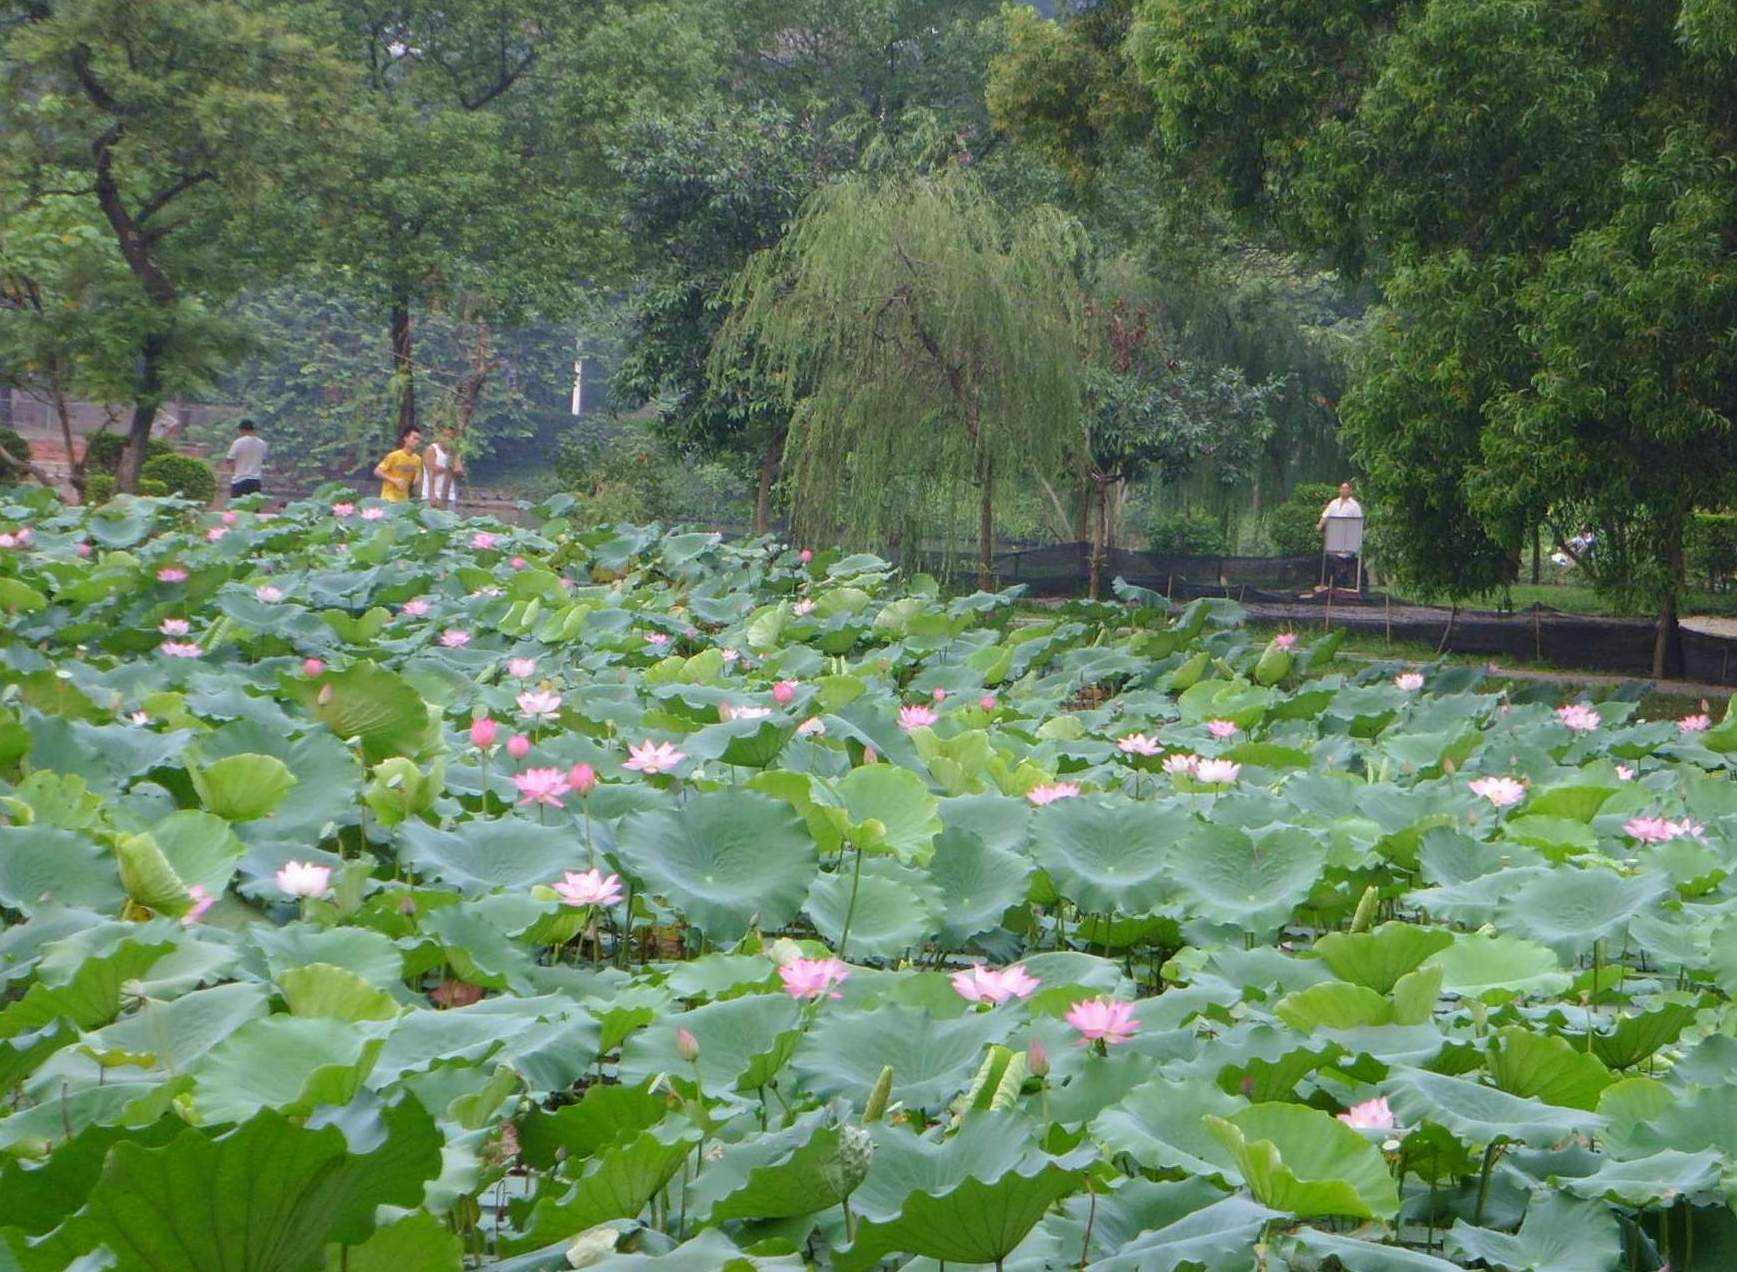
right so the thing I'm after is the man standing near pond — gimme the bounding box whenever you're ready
[225,418,267,501]
[1317,480,1365,590]
[1316,481,1362,531]
[374,425,423,502]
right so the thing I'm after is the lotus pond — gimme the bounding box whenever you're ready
[2,486,1736,1270]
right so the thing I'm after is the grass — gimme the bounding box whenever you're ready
[1407,582,1737,619]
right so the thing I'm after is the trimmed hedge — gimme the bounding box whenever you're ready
[140,453,216,504]
[83,433,174,475]
[1689,512,1737,592]
[1144,510,1230,556]
[1265,482,1342,558]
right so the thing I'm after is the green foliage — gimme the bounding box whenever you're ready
[0,429,30,482]
[1689,512,1737,592]
[139,454,216,504]
[1263,482,1338,558]
[1144,510,1228,556]
[82,474,115,505]
[83,434,172,476]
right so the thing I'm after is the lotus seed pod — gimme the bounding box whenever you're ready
[1350,884,1380,934]
[863,1064,894,1123]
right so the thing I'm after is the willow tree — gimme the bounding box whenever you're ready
[711,168,1087,588]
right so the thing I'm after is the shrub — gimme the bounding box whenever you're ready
[0,429,31,482]
[83,433,173,475]
[140,454,217,504]
[1689,512,1737,591]
[139,478,169,497]
[1144,510,1229,556]
[1265,482,1342,557]
[83,474,115,505]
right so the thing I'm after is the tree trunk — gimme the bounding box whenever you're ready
[977,444,994,592]
[1089,478,1109,600]
[755,430,784,535]
[116,335,166,493]
[0,384,12,432]
[1654,591,1684,680]
[1531,523,1542,585]
[390,299,416,436]
[1077,473,1091,583]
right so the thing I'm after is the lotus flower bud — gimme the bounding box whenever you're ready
[1026,1038,1050,1078]
[470,717,498,749]
[506,733,531,759]
[676,1027,700,1063]
[798,548,813,563]
[863,1064,894,1123]
[569,762,597,795]
[772,680,798,705]
[301,657,324,677]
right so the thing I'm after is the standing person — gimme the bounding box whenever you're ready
[374,425,423,502]
[1316,481,1362,531]
[420,430,464,507]
[1317,480,1365,590]
[224,418,267,500]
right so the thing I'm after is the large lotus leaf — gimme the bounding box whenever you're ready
[561,1229,805,1270]
[1089,1078,1245,1181]
[615,790,816,943]
[4,772,104,829]
[502,1124,698,1255]
[1274,982,1392,1032]
[115,831,191,915]
[27,1099,442,1271]
[1556,1148,1724,1207]
[516,1080,670,1171]
[25,717,194,795]
[0,825,124,915]
[1169,824,1325,937]
[1486,1028,1613,1111]
[371,1000,586,1085]
[1314,922,1455,994]
[0,1022,70,1093]
[689,1110,874,1222]
[1526,784,1619,822]
[150,811,245,895]
[249,924,404,987]
[1499,868,1669,959]
[1423,932,1571,1002]
[398,819,586,893]
[927,826,1033,945]
[1029,799,1187,914]
[834,1115,1088,1272]
[81,982,268,1078]
[198,721,361,839]
[1204,1104,1398,1221]
[619,992,804,1095]
[836,764,942,864]
[279,963,401,1023]
[804,859,942,961]
[189,1015,384,1124]
[419,901,542,992]
[0,940,172,1041]
[792,1003,1013,1112]
[1602,1082,1737,1160]
[1562,1000,1701,1071]
[1284,1230,1465,1270]
[1445,1193,1622,1272]
[321,1212,463,1272]
[188,752,297,822]
[1088,1195,1282,1272]
[1382,1067,1606,1148]
[292,660,437,763]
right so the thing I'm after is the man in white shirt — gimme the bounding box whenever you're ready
[225,419,267,499]
[1316,481,1362,530]
[419,433,462,506]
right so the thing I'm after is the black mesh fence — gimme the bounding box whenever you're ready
[992,542,1328,600]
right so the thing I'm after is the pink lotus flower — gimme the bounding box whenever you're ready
[1337,1097,1396,1130]
[779,956,848,999]
[798,548,813,563]
[276,860,332,898]
[1194,759,1241,785]
[360,506,385,521]
[553,867,622,907]
[156,567,188,583]
[514,767,571,808]
[159,641,202,658]
[899,704,938,731]
[980,694,998,711]
[625,740,686,775]
[439,628,471,648]
[1556,703,1601,733]
[221,511,237,526]
[182,884,215,926]
[511,556,527,570]
[471,531,499,551]
[1118,733,1162,756]
[1027,1037,1050,1077]
[76,542,91,558]
[402,598,430,617]
[1163,752,1200,775]
[506,733,532,760]
[951,964,1040,1005]
[1395,672,1424,692]
[1624,816,1678,844]
[931,687,948,703]
[1274,632,1297,650]
[470,717,499,749]
[430,979,483,1008]
[644,631,670,648]
[1206,719,1239,740]
[206,527,227,542]
[128,711,150,726]
[676,1027,700,1062]
[568,762,597,795]
[517,689,562,721]
[1469,776,1527,808]
[720,703,772,722]
[331,503,354,518]
[1680,713,1712,734]
[792,598,816,616]
[508,658,536,679]
[1065,997,1138,1045]
[773,680,798,705]
[302,657,324,677]
[1027,782,1080,806]
[721,648,740,664]
[159,618,191,636]
[0,534,19,550]
[255,585,283,603]
[1616,764,1636,781]
[1670,817,1707,840]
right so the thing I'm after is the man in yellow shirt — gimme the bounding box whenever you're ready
[374,425,424,502]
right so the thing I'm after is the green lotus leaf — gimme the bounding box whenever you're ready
[691,1110,874,1222]
[290,660,438,763]
[189,1015,384,1124]
[837,764,942,864]
[502,1124,698,1255]
[792,1003,1013,1112]
[398,819,585,893]
[279,963,401,1023]
[516,1079,671,1171]
[805,859,942,961]
[926,825,1032,945]
[615,790,816,943]
[1274,981,1391,1032]
[1285,1229,1465,1270]
[1029,798,1187,914]
[1445,1193,1622,1272]
[619,992,804,1096]
[1205,1103,1398,1221]
[321,1211,463,1272]
[0,939,173,1041]
[189,752,297,822]
[1169,824,1325,937]
[150,810,245,895]
[1498,868,1670,960]
[1383,1067,1607,1148]
[1423,932,1572,1002]
[1090,1194,1283,1271]
[1555,1148,1724,1207]
[1090,1078,1245,1181]
[1486,1028,1613,1110]
[0,825,125,915]
[1558,1000,1701,1071]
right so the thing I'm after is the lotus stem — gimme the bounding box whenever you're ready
[1473,1141,1503,1223]
[837,840,866,961]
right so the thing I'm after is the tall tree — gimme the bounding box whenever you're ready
[713,167,1087,587]
[1,0,346,490]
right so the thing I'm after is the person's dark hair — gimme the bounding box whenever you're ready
[398,424,421,444]
[237,418,256,432]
